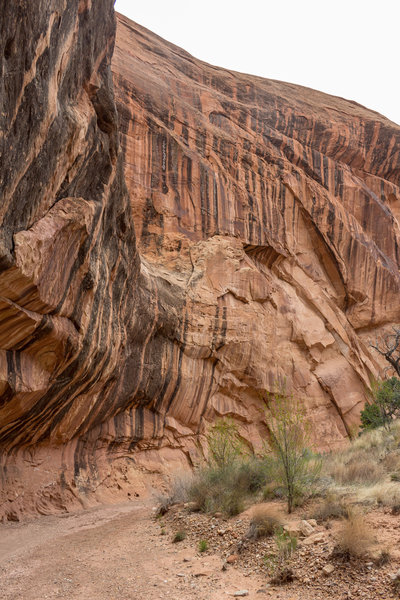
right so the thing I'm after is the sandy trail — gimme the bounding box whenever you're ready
[0,500,273,600]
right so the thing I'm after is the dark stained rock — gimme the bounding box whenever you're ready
[0,4,399,519]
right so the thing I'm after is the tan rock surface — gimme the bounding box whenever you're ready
[0,3,400,518]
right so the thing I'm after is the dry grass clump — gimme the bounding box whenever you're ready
[155,472,193,516]
[312,493,350,522]
[247,505,284,539]
[329,454,384,486]
[357,482,400,507]
[333,510,374,560]
[381,451,400,472]
[322,422,400,496]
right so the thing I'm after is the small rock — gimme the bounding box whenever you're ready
[300,520,315,537]
[389,569,400,582]
[284,524,301,537]
[303,532,325,545]
[227,554,239,564]
[214,512,224,518]
[183,501,199,511]
[193,568,212,577]
[176,573,185,577]
[234,591,249,597]
[322,564,335,576]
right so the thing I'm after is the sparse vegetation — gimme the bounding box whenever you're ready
[187,418,273,516]
[247,505,284,539]
[172,530,186,543]
[312,493,350,522]
[264,526,298,582]
[264,383,321,513]
[332,510,374,560]
[207,417,247,469]
[360,377,400,431]
[198,539,208,552]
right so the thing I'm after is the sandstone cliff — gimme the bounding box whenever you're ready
[0,4,399,520]
[112,15,400,447]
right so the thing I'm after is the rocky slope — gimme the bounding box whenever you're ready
[0,3,399,519]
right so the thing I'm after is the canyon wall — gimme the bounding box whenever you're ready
[112,14,400,448]
[0,4,399,519]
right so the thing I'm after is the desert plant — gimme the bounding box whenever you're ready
[370,328,400,377]
[357,482,400,507]
[264,383,321,513]
[172,531,186,543]
[247,505,284,539]
[264,526,297,580]
[329,455,384,486]
[154,472,193,516]
[333,511,374,559]
[313,494,350,522]
[198,539,208,552]
[275,527,297,561]
[361,377,400,431]
[207,417,246,469]
[188,424,273,516]
[188,463,247,516]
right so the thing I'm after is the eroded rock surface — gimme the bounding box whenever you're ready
[0,4,400,519]
[112,14,400,450]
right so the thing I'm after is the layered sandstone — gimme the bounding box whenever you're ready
[0,4,399,519]
[111,14,400,450]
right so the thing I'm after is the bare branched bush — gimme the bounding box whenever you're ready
[154,472,193,515]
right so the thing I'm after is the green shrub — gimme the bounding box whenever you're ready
[264,383,321,513]
[172,531,186,543]
[189,418,274,516]
[207,417,246,469]
[198,539,208,552]
[264,527,297,578]
[361,377,400,431]
[188,463,245,516]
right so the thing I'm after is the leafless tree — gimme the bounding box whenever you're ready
[370,327,400,377]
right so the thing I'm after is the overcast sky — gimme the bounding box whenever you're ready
[114,0,399,126]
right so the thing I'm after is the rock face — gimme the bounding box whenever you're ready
[0,4,399,519]
[112,14,400,448]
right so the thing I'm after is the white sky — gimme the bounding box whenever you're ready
[114,0,399,126]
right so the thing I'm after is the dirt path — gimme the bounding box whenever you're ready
[2,498,397,600]
[0,500,272,600]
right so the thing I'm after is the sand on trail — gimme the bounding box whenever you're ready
[0,500,276,600]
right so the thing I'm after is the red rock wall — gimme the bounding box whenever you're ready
[0,5,399,519]
[111,14,400,452]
